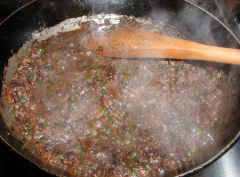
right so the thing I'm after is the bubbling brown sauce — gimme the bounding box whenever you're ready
[2,17,239,177]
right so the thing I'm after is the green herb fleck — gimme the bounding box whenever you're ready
[166,132,171,140]
[131,153,135,159]
[105,127,111,132]
[103,108,108,116]
[59,153,64,160]
[186,151,192,157]
[79,148,84,157]
[97,45,103,51]
[27,130,32,135]
[79,63,86,69]
[118,130,121,135]
[169,79,175,84]
[92,165,98,170]
[61,26,64,30]
[76,87,81,91]
[48,67,54,72]
[99,80,105,86]
[92,65,99,70]
[145,164,150,169]
[84,135,90,140]
[43,122,48,127]
[36,48,47,56]
[69,88,74,92]
[31,145,36,149]
[40,65,45,70]
[209,77,216,82]
[11,110,15,115]
[88,122,93,127]
[38,79,44,85]
[26,120,32,127]
[30,70,35,78]
[150,65,157,71]
[129,163,134,168]
[85,75,90,79]
[100,88,106,95]
[120,66,126,72]
[46,86,50,90]
[18,96,24,103]
[93,74,98,79]
[177,65,183,70]
[110,119,115,123]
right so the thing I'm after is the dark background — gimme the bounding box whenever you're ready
[0,0,239,177]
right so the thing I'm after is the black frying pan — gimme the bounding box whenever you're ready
[0,0,239,176]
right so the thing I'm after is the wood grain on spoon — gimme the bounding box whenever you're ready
[86,27,240,65]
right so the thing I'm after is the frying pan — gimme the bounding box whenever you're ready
[0,0,239,176]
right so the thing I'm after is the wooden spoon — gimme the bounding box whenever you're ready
[86,27,240,65]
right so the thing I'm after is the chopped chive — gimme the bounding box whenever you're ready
[30,70,35,78]
[129,163,134,168]
[31,145,36,149]
[46,86,50,90]
[120,66,126,72]
[169,79,175,84]
[102,108,108,116]
[93,74,98,79]
[96,45,103,51]
[97,95,102,100]
[26,120,32,127]
[150,65,157,71]
[88,122,93,127]
[166,132,171,140]
[92,165,98,170]
[11,110,15,115]
[84,135,90,140]
[100,89,106,95]
[85,75,90,79]
[18,96,24,103]
[92,65,99,70]
[79,63,86,68]
[186,151,192,157]
[131,153,135,159]
[209,77,216,82]
[99,80,105,86]
[110,119,115,123]
[48,67,54,72]
[118,130,121,135]
[76,87,81,91]
[105,127,110,132]
[40,65,45,70]
[79,148,84,157]
[38,79,44,84]
[43,122,48,127]
[177,65,183,70]
[27,130,32,135]
[59,153,64,160]
[61,26,64,30]
[69,88,74,92]
[36,48,47,56]
[145,164,150,169]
